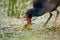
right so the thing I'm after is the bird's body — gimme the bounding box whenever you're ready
[26,0,60,18]
[28,3,57,17]
[25,0,60,28]
[33,0,60,9]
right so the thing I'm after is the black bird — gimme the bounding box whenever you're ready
[25,0,60,27]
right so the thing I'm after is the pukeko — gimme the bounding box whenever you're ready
[25,0,60,29]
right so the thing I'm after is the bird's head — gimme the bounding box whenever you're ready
[25,8,40,26]
[25,9,33,26]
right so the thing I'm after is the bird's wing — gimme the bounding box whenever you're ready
[33,0,45,8]
[33,0,60,8]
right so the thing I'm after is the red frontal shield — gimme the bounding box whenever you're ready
[25,14,31,25]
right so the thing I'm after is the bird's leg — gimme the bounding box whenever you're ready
[43,13,52,26]
[53,10,59,25]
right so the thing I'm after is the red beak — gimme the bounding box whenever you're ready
[25,14,31,25]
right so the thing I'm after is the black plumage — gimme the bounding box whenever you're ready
[25,0,60,26]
